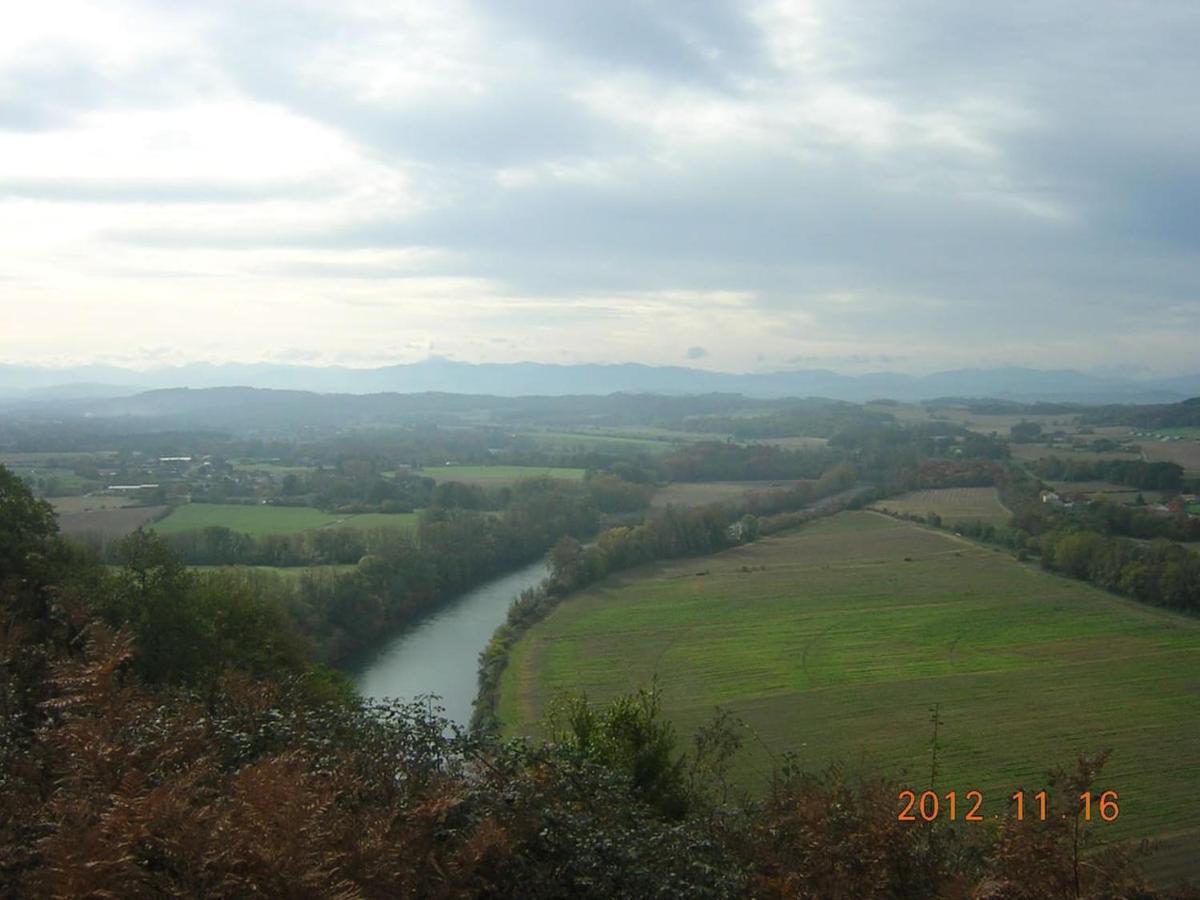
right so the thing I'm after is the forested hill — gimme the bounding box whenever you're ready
[1082,396,1200,429]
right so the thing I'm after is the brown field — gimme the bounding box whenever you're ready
[651,480,804,508]
[872,486,1010,525]
[56,505,169,540]
[1140,439,1200,476]
[50,495,137,514]
[1085,425,1138,439]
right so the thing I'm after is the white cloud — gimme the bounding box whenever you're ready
[1,0,1198,374]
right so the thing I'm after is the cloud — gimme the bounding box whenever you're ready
[0,177,336,204]
[1,0,1199,374]
[685,346,708,359]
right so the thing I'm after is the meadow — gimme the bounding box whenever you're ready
[526,430,680,455]
[931,410,1076,436]
[871,486,1011,525]
[651,480,805,508]
[428,465,587,485]
[499,512,1200,879]
[756,436,830,450]
[0,451,115,465]
[232,461,316,475]
[151,503,418,536]
[1140,439,1200,477]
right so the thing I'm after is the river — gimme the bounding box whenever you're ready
[349,558,550,727]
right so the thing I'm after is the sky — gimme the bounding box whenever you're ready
[1,0,1198,375]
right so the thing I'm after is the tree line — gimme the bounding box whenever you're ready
[1028,456,1185,490]
[882,466,1200,618]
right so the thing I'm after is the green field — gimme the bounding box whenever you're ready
[232,462,315,475]
[527,430,680,455]
[151,504,417,536]
[428,465,587,485]
[652,480,804,508]
[872,486,1011,525]
[0,451,115,465]
[500,511,1200,876]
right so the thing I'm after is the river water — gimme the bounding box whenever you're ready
[348,559,550,727]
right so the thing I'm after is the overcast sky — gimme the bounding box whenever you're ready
[2,0,1198,375]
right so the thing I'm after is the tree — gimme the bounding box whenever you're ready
[0,464,57,583]
[1010,420,1044,443]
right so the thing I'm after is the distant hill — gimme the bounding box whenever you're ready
[1082,395,1200,429]
[1,360,1197,405]
[18,388,770,431]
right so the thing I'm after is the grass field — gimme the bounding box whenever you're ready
[232,462,315,475]
[756,436,830,450]
[652,480,804,508]
[932,410,1078,437]
[499,512,1200,878]
[872,487,1011,525]
[0,451,115,465]
[1140,440,1200,476]
[587,426,727,443]
[151,504,418,536]
[12,466,95,492]
[428,465,587,485]
[527,431,679,455]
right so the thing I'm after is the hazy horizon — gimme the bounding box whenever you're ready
[3,1,1199,375]
[2,355,1198,381]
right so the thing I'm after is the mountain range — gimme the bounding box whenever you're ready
[1,359,1198,406]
